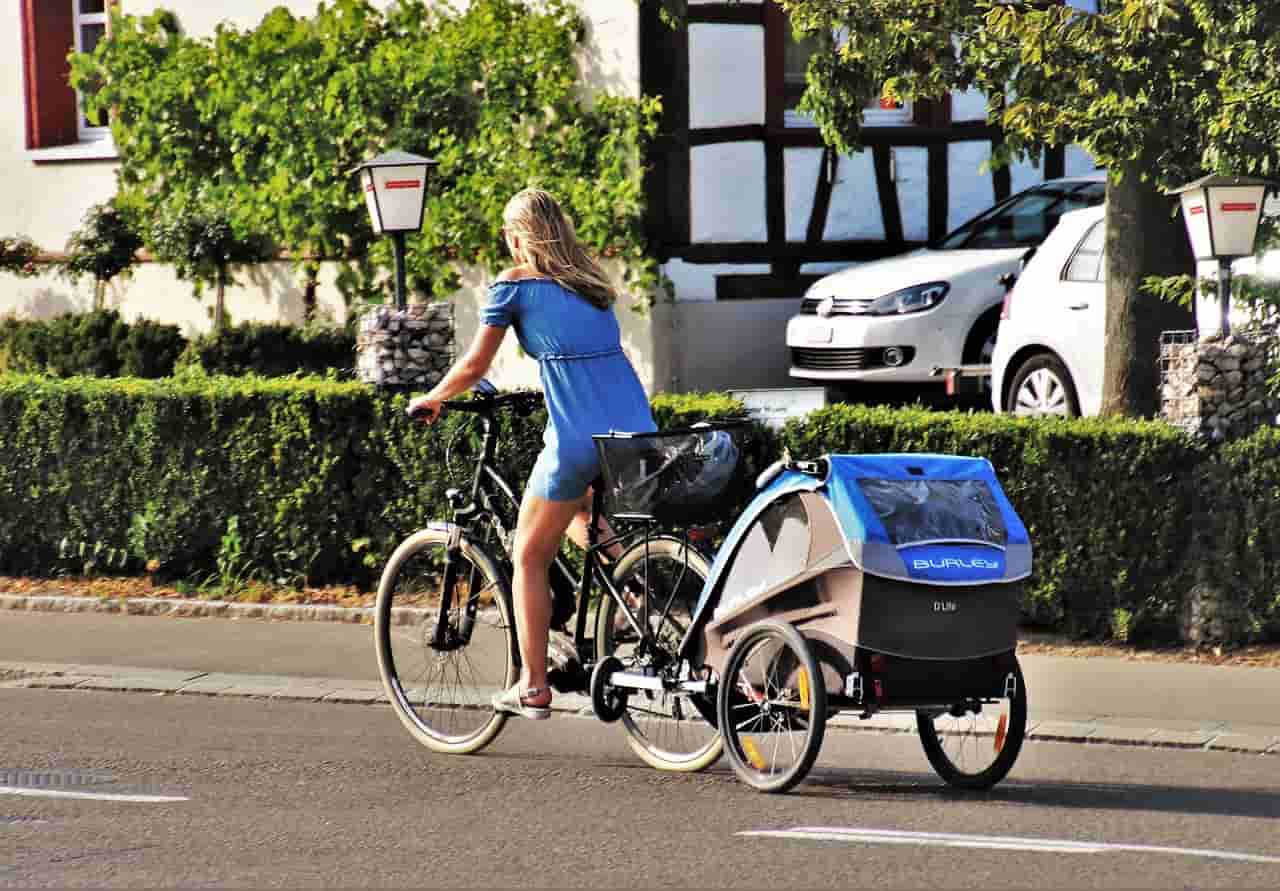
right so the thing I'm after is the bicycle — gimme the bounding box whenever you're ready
[373,381,725,771]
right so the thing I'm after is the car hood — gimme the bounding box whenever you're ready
[806,248,1026,301]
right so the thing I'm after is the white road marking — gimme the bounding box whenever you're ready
[0,786,188,804]
[738,827,1280,865]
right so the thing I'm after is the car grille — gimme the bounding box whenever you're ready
[799,297,875,315]
[790,346,916,372]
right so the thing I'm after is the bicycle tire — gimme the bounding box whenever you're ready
[916,658,1027,789]
[594,536,723,773]
[375,526,516,755]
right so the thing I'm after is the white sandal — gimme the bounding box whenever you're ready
[492,684,552,720]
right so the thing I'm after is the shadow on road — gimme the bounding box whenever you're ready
[796,765,1280,820]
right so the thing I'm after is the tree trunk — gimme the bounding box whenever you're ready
[93,278,105,312]
[215,266,227,332]
[1100,160,1196,417]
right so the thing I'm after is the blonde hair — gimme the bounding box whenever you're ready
[502,188,617,309]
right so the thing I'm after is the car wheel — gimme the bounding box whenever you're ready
[1008,354,1080,417]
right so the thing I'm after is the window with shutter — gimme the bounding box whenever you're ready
[21,0,115,155]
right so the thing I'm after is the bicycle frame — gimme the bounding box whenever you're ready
[438,401,690,674]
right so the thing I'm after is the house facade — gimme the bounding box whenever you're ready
[2,0,1094,394]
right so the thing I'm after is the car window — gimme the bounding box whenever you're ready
[935,181,1106,250]
[1064,220,1105,282]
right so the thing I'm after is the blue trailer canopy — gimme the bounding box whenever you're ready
[687,454,1032,637]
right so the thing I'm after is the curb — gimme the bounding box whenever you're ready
[2,661,1276,756]
[0,593,380,623]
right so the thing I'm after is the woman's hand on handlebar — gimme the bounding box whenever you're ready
[407,395,445,424]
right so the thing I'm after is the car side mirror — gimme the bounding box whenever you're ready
[1018,246,1037,272]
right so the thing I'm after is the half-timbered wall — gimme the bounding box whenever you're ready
[644,0,1097,391]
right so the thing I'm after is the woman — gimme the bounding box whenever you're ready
[408,188,656,720]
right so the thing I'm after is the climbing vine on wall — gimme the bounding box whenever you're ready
[72,0,664,307]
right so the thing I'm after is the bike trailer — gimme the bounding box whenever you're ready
[686,454,1031,708]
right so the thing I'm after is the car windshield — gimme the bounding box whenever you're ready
[934,181,1106,250]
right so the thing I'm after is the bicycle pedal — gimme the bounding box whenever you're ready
[546,630,579,672]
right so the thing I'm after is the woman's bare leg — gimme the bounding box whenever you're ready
[512,492,583,704]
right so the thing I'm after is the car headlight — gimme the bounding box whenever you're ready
[865,281,950,316]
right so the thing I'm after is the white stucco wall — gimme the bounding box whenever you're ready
[661,260,771,303]
[892,146,930,241]
[690,142,768,243]
[784,148,822,242]
[948,140,995,231]
[687,24,765,129]
[825,150,884,241]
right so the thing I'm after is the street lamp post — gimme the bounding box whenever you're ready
[1171,174,1271,336]
[351,150,437,310]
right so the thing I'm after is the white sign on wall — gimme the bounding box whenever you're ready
[730,387,829,430]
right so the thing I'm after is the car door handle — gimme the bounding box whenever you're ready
[1068,302,1090,310]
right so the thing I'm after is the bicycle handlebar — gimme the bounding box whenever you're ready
[441,389,544,417]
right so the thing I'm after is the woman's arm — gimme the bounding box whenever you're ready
[407,324,507,423]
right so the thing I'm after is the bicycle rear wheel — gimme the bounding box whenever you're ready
[595,537,723,772]
[375,526,516,755]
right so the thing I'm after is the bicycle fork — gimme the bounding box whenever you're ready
[432,525,481,649]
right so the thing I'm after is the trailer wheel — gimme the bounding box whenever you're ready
[717,621,826,794]
[917,658,1027,789]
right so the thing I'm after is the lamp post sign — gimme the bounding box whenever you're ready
[1171,174,1271,335]
[352,150,436,309]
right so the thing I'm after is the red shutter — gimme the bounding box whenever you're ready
[21,0,79,149]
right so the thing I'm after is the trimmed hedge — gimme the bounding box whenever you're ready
[176,323,357,378]
[0,375,1275,643]
[0,312,355,380]
[0,311,185,379]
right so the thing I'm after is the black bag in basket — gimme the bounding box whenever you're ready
[594,423,748,524]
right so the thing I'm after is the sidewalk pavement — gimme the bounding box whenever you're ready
[1,600,1277,755]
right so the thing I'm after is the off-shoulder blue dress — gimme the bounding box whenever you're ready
[481,278,657,501]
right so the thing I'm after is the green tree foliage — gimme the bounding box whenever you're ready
[777,0,1280,414]
[148,204,275,330]
[59,201,144,310]
[0,236,40,278]
[71,0,663,308]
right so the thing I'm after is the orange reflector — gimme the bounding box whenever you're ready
[742,737,766,770]
[994,713,1008,754]
[797,669,811,710]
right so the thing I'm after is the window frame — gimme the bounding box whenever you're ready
[767,3,941,131]
[73,1,111,143]
[21,0,117,157]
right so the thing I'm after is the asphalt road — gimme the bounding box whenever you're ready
[2,687,1278,888]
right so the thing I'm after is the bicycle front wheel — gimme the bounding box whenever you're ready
[595,536,723,772]
[375,526,516,755]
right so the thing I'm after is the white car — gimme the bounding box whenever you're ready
[787,174,1106,384]
[990,204,1106,417]
[992,204,1259,417]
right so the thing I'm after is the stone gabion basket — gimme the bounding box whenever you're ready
[356,302,455,389]
[1160,330,1279,441]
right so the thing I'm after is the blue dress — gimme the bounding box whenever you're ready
[481,278,657,501]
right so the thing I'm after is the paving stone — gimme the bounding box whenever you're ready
[1091,724,1157,746]
[1146,728,1218,748]
[271,685,335,701]
[176,679,236,696]
[24,677,87,690]
[322,688,387,704]
[1027,721,1098,743]
[1205,733,1277,753]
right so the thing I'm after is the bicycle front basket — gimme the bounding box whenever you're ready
[593,421,752,524]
